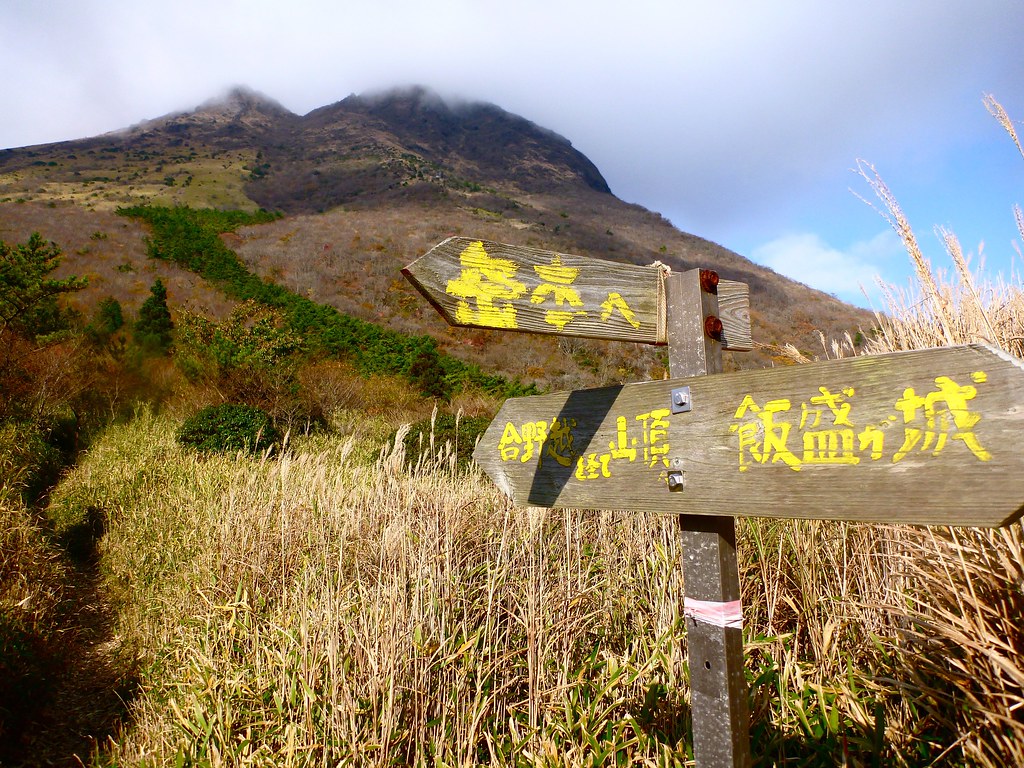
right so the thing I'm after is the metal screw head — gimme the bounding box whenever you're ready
[667,471,684,491]
[699,269,720,294]
[704,314,724,340]
[670,386,692,414]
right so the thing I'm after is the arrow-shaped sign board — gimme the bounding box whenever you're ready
[473,344,1024,527]
[403,237,752,350]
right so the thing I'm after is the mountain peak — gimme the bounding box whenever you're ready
[196,86,295,120]
[4,84,611,210]
[343,84,452,111]
[123,86,297,143]
[313,85,611,196]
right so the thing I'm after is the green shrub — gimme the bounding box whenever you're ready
[84,296,124,347]
[405,340,450,400]
[176,403,280,455]
[0,232,87,339]
[396,412,491,472]
[133,279,173,353]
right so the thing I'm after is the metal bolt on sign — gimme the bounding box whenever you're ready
[671,386,692,413]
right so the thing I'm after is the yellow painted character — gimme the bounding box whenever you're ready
[857,424,887,461]
[607,416,638,462]
[498,422,523,461]
[892,373,991,462]
[575,452,612,480]
[544,417,578,467]
[730,395,802,471]
[446,241,527,328]
[599,292,641,329]
[520,420,549,464]
[799,386,859,465]
[531,256,586,330]
[636,409,671,468]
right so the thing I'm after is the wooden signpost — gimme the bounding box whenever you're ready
[404,237,1024,767]
[469,343,1024,527]
[663,267,748,766]
[403,236,753,350]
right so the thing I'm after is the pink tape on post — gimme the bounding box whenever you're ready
[684,598,744,629]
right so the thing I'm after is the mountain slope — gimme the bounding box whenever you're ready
[0,86,873,386]
[241,85,611,214]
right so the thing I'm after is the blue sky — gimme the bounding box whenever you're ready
[2,0,1022,309]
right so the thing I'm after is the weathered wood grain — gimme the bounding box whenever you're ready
[403,237,753,350]
[473,344,1024,527]
[717,280,752,352]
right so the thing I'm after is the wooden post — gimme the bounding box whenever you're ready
[666,269,751,767]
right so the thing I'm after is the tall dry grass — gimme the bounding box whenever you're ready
[51,414,697,766]
[844,93,1024,767]
[53,413,898,766]
[54,406,970,766]
[50,417,934,765]
[855,160,1024,358]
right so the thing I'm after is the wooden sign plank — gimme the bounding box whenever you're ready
[402,237,753,350]
[473,344,1024,527]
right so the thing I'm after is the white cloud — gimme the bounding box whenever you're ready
[750,230,903,307]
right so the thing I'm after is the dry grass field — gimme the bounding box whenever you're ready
[0,202,234,320]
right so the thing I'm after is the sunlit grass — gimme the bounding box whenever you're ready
[0,151,261,212]
[52,408,952,765]
[53,413,697,765]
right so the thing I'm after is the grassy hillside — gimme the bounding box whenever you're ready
[1,85,875,390]
[32,236,1024,763]
[0,192,873,396]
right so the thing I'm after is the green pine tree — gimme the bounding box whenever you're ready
[134,279,173,352]
[0,232,86,338]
